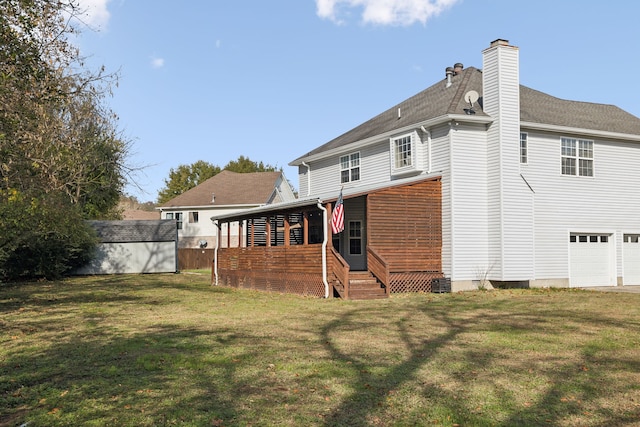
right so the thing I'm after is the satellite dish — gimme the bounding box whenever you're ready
[464,90,479,105]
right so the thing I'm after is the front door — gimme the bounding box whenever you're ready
[339,197,366,271]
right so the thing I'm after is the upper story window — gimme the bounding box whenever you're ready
[340,152,360,184]
[392,134,413,169]
[520,132,528,164]
[166,212,183,229]
[189,211,199,223]
[561,137,593,177]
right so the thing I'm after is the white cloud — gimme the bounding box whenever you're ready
[150,57,165,69]
[75,0,112,30]
[316,0,460,26]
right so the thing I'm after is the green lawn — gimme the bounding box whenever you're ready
[2,273,640,426]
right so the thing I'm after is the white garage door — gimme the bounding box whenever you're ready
[623,234,640,285]
[569,233,614,287]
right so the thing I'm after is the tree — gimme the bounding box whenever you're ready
[157,156,279,204]
[224,155,279,174]
[157,160,221,204]
[0,0,133,280]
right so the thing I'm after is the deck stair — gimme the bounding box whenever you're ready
[338,271,388,300]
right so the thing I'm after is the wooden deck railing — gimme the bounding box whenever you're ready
[330,247,350,299]
[367,246,390,295]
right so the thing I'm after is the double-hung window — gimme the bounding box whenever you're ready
[561,137,593,177]
[166,212,183,229]
[393,134,413,169]
[340,152,360,184]
[520,132,528,164]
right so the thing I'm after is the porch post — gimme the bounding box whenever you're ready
[266,216,272,247]
[238,220,243,248]
[250,219,255,247]
[303,211,309,245]
[284,214,290,246]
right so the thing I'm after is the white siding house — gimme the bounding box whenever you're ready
[157,170,297,249]
[289,39,640,291]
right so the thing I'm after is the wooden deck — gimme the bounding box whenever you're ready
[213,177,445,300]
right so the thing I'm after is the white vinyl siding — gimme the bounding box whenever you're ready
[525,131,640,284]
[448,123,489,281]
[482,41,534,282]
[303,141,390,196]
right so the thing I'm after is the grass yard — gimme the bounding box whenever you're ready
[2,273,640,426]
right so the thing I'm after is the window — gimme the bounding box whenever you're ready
[392,134,413,169]
[561,137,593,176]
[340,152,360,183]
[189,211,199,223]
[348,221,362,255]
[166,212,183,229]
[570,234,609,243]
[520,132,528,164]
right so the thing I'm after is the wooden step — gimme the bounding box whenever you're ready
[346,271,388,300]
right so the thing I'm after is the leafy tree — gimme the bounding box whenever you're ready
[0,191,97,281]
[224,155,279,174]
[157,156,279,204]
[157,160,221,204]
[0,0,133,280]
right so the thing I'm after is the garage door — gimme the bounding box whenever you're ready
[569,233,614,287]
[623,234,640,285]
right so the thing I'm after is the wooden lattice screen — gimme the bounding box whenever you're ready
[216,245,327,298]
[367,178,443,293]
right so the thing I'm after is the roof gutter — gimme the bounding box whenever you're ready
[520,121,640,142]
[157,203,267,211]
[289,114,493,166]
[316,199,330,298]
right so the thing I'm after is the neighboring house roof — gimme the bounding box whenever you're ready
[160,170,285,209]
[122,209,160,220]
[88,220,177,243]
[291,66,640,164]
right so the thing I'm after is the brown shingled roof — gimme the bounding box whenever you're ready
[291,66,640,163]
[160,170,283,208]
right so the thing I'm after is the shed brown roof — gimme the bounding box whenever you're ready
[160,170,283,208]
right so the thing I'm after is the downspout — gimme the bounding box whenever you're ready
[213,220,220,286]
[316,199,330,298]
[301,161,311,196]
[421,126,432,173]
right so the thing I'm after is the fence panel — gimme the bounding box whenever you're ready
[178,248,215,270]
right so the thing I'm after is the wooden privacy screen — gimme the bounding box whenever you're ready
[367,178,442,292]
[216,245,326,297]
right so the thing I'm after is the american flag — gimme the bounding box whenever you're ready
[331,189,344,234]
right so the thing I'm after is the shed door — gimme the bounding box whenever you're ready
[569,233,614,287]
[623,234,640,285]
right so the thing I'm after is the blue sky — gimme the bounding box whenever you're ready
[76,0,640,202]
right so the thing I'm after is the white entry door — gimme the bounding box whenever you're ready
[569,233,614,287]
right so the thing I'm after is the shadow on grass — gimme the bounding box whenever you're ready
[317,296,640,426]
[3,282,640,426]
